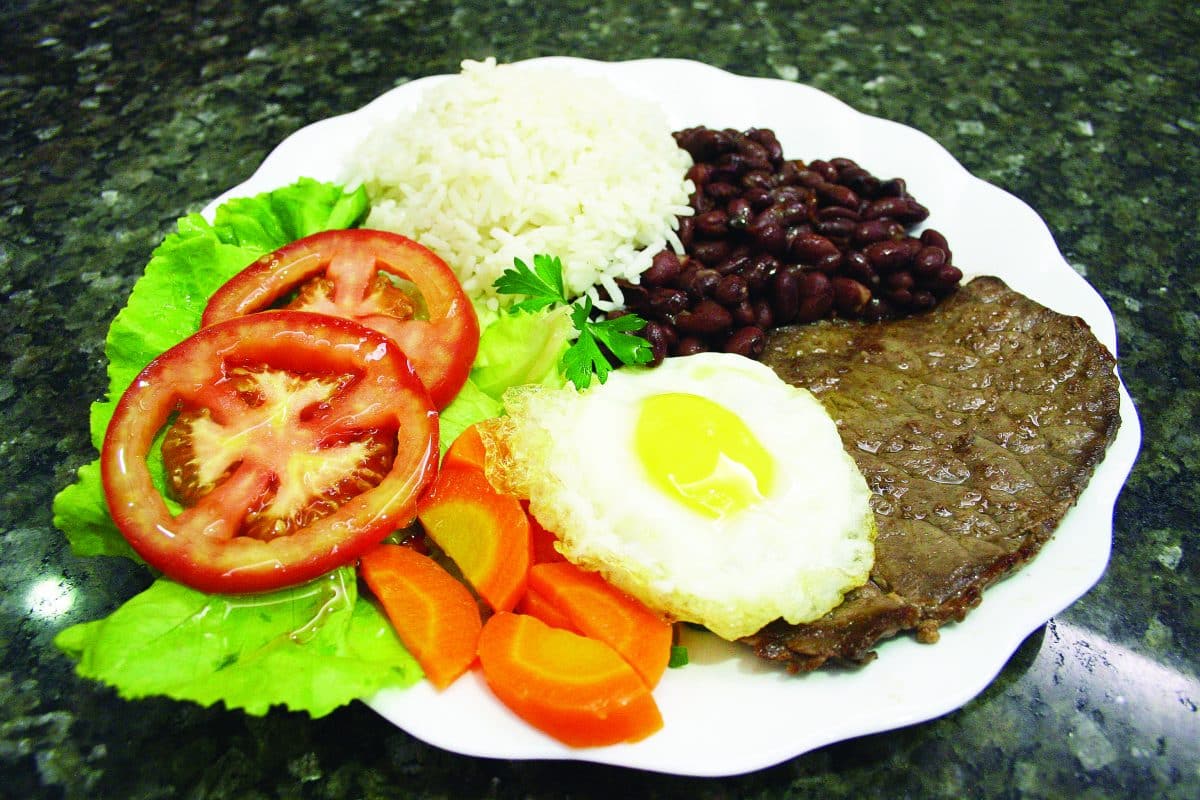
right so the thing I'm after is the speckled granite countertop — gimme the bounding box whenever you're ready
[2,1,1197,797]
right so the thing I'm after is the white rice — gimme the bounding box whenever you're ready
[353,59,694,310]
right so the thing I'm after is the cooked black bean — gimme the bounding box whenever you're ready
[686,162,713,186]
[854,218,902,246]
[643,250,683,287]
[808,159,839,182]
[677,215,695,248]
[816,205,861,223]
[751,298,774,330]
[672,336,709,356]
[690,238,732,266]
[842,250,878,286]
[694,209,730,237]
[864,239,915,272]
[615,279,648,310]
[814,217,857,240]
[746,216,787,255]
[814,251,843,273]
[920,228,952,262]
[931,265,964,288]
[863,197,907,221]
[736,139,773,171]
[797,280,835,323]
[790,231,839,264]
[792,167,825,188]
[715,249,753,276]
[726,197,753,229]
[816,182,860,209]
[674,127,733,161]
[714,273,749,306]
[901,197,930,224]
[913,245,948,278]
[877,176,907,197]
[642,321,672,365]
[724,326,767,358]
[863,296,892,321]
[679,266,721,299]
[675,299,734,336]
[886,271,915,292]
[743,187,773,211]
[731,299,756,327]
[796,269,832,300]
[839,167,881,197]
[704,181,740,201]
[769,267,800,325]
[833,277,872,316]
[647,287,688,317]
[772,199,809,227]
[746,128,783,164]
[740,254,775,293]
[910,290,937,311]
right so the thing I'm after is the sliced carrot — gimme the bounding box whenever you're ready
[359,543,482,690]
[477,612,663,747]
[442,422,487,471]
[522,500,566,565]
[417,462,530,612]
[517,587,579,633]
[528,561,673,689]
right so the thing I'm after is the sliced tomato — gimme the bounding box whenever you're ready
[101,310,439,594]
[202,229,478,408]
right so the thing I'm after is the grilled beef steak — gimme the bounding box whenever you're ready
[747,276,1122,671]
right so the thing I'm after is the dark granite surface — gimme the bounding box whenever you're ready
[2,0,1197,797]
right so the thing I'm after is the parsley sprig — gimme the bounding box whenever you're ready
[494,253,568,313]
[495,254,654,389]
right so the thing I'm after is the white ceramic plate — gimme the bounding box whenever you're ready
[206,58,1142,777]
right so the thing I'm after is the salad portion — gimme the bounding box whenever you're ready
[54,182,438,718]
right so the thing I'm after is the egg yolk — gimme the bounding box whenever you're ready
[634,392,775,518]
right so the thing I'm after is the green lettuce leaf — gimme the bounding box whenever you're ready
[51,461,139,560]
[437,378,504,455]
[469,305,572,402]
[54,569,422,717]
[50,179,426,719]
[53,178,368,559]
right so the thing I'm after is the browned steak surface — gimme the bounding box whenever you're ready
[747,276,1121,671]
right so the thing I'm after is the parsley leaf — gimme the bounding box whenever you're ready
[495,255,654,390]
[562,296,654,389]
[561,301,610,390]
[584,304,654,369]
[668,645,689,668]
[494,254,568,312]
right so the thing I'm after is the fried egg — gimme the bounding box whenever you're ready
[483,352,875,641]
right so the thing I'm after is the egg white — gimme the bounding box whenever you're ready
[485,352,876,641]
